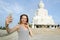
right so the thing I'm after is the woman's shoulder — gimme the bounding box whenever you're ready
[16,24,22,27]
[16,24,22,31]
[14,24,21,29]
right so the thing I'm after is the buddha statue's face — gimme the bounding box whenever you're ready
[39,1,45,8]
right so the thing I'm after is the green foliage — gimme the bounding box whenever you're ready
[2,27,6,30]
[0,26,6,30]
[29,24,32,28]
[0,26,2,29]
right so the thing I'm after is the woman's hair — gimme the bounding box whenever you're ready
[18,14,29,24]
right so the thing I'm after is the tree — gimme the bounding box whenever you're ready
[0,26,2,29]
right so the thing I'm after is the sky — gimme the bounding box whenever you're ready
[0,0,60,28]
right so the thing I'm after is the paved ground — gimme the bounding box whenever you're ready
[31,34,60,40]
[0,28,60,40]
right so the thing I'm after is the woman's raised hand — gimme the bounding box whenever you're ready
[5,14,13,25]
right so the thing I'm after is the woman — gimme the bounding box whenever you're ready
[5,14,32,40]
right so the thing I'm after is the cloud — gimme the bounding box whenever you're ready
[0,0,24,14]
[12,2,23,13]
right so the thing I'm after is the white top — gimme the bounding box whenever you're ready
[17,26,30,40]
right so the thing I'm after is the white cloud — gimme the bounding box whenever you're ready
[12,2,23,13]
[0,0,24,14]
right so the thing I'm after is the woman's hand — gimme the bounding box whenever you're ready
[25,23,29,28]
[25,23,33,37]
[5,15,12,25]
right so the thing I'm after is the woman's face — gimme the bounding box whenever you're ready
[21,16,27,24]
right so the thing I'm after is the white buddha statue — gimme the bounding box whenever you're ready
[32,0,55,28]
[36,0,48,17]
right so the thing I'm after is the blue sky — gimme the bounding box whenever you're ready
[0,0,60,28]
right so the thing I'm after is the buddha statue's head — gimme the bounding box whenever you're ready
[39,0,45,8]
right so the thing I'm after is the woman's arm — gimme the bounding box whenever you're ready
[5,24,10,34]
[5,23,19,34]
[5,15,19,34]
[28,27,32,37]
[25,24,32,37]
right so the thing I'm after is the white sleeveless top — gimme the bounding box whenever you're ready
[17,26,30,40]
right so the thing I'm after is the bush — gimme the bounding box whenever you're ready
[0,26,2,29]
[29,24,32,28]
[0,26,6,30]
[2,27,6,30]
